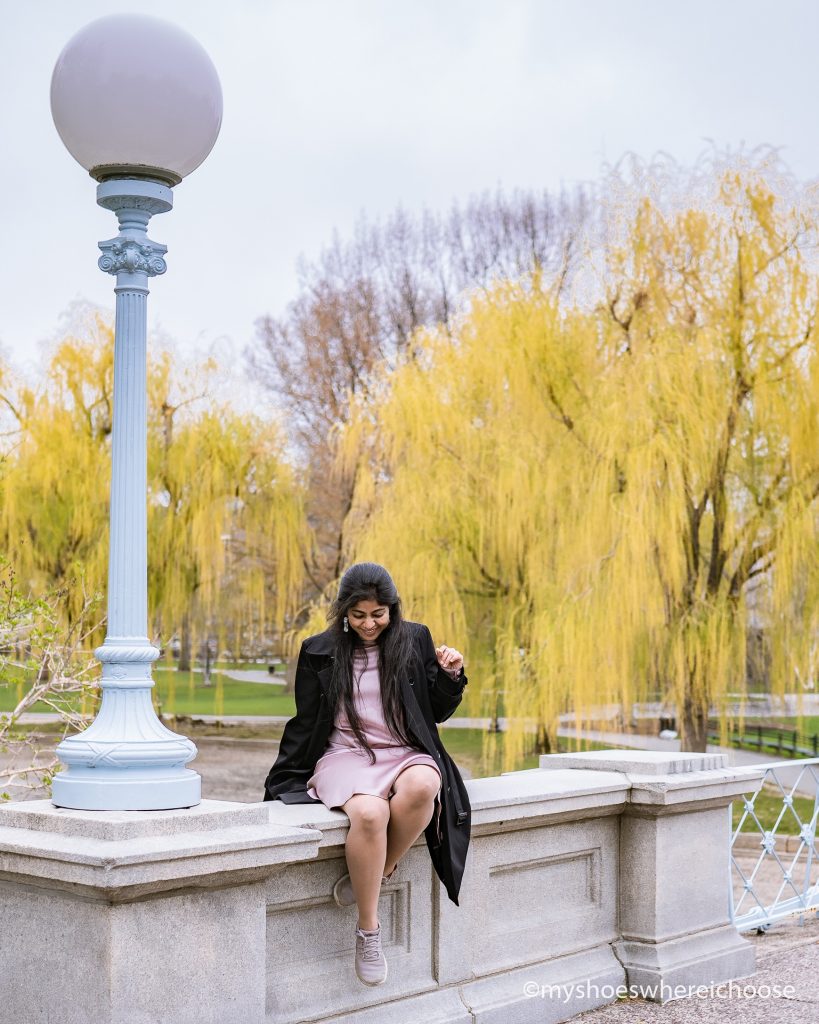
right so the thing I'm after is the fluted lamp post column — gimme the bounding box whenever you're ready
[49,14,223,809]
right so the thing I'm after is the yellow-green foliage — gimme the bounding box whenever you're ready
[0,322,113,626]
[0,316,308,658]
[335,166,819,763]
[148,355,308,656]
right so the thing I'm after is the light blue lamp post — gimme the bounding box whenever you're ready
[48,14,223,809]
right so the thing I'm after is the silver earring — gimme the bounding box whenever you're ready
[343,616,349,633]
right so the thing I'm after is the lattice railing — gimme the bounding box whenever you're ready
[730,757,819,932]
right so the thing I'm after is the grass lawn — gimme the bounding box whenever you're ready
[715,716,819,758]
[436,727,542,778]
[725,714,819,731]
[151,661,288,677]
[0,667,295,717]
[151,668,295,716]
[774,714,819,732]
[763,715,819,748]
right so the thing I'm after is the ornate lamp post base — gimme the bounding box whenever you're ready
[51,639,199,810]
[51,769,199,811]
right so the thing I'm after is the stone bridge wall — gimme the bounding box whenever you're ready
[0,750,762,1024]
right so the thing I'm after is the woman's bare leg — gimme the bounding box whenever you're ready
[341,793,391,931]
[383,764,441,877]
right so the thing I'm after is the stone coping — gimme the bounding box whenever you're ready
[539,752,766,810]
[482,766,629,800]
[263,768,631,843]
[0,753,767,853]
[0,770,625,899]
[0,799,323,899]
[542,750,729,774]
[0,797,268,840]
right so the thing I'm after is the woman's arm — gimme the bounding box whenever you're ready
[420,624,468,723]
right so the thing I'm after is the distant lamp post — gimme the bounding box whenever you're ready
[49,14,222,809]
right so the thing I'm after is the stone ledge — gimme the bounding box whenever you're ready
[487,767,630,800]
[264,801,355,851]
[472,769,629,826]
[313,941,626,1024]
[541,750,729,774]
[323,985,472,1024]
[0,798,322,900]
[265,770,632,842]
[624,770,765,813]
[0,797,269,840]
[538,751,766,813]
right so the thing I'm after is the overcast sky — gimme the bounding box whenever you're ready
[2,0,818,399]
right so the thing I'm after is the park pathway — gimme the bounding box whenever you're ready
[183,666,286,685]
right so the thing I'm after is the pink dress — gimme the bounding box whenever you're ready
[306,643,443,840]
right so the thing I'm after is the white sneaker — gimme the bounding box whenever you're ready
[355,921,387,986]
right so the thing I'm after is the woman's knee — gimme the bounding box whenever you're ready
[344,794,390,832]
[392,765,441,807]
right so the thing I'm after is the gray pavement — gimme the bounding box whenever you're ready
[570,914,819,1022]
[170,666,287,685]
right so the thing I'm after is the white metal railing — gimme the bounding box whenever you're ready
[729,757,819,932]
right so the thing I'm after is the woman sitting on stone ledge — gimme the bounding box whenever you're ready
[263,561,471,987]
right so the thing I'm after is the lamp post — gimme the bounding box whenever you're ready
[49,14,223,809]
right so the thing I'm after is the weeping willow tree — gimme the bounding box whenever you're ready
[148,347,308,667]
[333,159,819,762]
[0,321,113,630]
[1,314,309,669]
[593,160,819,749]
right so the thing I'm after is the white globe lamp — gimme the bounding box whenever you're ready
[51,13,222,185]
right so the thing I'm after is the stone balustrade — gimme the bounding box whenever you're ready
[0,750,763,1024]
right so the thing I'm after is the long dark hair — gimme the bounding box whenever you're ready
[327,562,419,764]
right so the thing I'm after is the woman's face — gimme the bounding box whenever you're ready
[347,599,390,643]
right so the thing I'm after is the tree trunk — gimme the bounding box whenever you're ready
[178,613,191,673]
[283,656,297,696]
[533,722,552,755]
[681,693,709,751]
[202,636,212,687]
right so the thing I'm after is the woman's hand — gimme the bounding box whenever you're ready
[436,644,463,675]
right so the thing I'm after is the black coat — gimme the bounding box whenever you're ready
[262,620,471,905]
